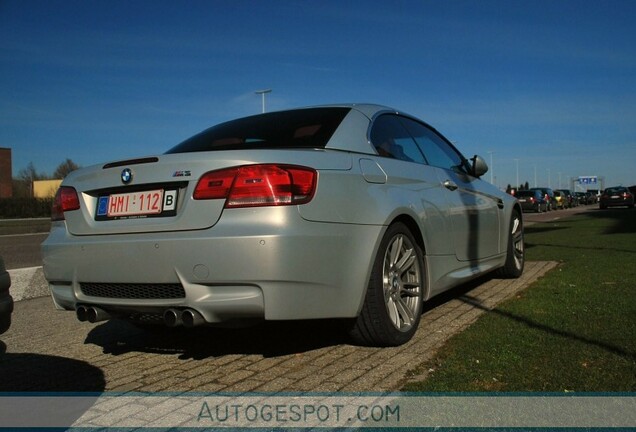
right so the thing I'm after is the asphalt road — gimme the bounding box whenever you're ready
[0,232,48,270]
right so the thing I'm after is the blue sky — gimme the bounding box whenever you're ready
[1,0,635,190]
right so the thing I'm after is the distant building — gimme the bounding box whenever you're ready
[0,148,12,198]
[33,179,63,198]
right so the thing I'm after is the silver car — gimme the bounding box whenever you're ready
[42,104,524,346]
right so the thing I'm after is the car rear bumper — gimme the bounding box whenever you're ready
[601,198,634,207]
[42,208,384,323]
[519,202,541,212]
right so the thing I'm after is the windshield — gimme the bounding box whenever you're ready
[166,108,350,154]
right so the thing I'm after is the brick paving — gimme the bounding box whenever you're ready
[0,261,557,393]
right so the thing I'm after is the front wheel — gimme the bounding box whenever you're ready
[497,210,524,279]
[349,223,425,347]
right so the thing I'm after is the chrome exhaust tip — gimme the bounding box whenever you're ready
[76,305,88,322]
[182,309,205,328]
[163,308,183,327]
[86,306,110,323]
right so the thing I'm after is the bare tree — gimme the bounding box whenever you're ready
[14,162,48,198]
[53,159,80,179]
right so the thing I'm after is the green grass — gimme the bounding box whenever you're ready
[403,208,636,392]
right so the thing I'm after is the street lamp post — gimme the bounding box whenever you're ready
[254,89,272,113]
[514,158,519,189]
[487,151,494,185]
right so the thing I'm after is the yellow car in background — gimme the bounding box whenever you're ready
[553,190,566,209]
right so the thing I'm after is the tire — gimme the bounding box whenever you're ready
[497,210,524,279]
[349,223,424,347]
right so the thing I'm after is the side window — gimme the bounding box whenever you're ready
[399,118,465,172]
[370,115,426,164]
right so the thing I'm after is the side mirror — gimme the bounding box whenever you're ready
[470,155,489,178]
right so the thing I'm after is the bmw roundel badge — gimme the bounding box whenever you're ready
[121,168,133,184]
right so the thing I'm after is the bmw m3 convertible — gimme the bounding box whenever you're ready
[42,104,524,346]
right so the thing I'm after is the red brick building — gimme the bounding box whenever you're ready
[0,147,12,198]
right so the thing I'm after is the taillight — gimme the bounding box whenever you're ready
[194,164,317,208]
[51,186,80,221]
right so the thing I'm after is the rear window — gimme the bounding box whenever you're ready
[166,108,350,154]
[516,191,535,197]
[605,187,626,194]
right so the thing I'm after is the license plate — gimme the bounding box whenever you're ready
[96,189,178,220]
[518,199,527,203]
[611,195,620,199]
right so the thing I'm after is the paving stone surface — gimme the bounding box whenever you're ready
[0,261,557,392]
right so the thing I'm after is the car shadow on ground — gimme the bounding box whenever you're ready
[0,339,106,392]
[585,207,636,234]
[85,317,352,360]
[0,340,104,427]
[83,274,498,360]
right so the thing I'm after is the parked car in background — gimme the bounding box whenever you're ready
[530,187,556,211]
[556,189,576,208]
[553,190,566,209]
[41,104,525,347]
[0,256,13,335]
[599,186,635,209]
[588,189,600,203]
[516,190,548,213]
[575,191,592,205]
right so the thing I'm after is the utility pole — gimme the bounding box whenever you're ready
[254,89,272,113]
[487,151,494,185]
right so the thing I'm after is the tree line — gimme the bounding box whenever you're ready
[12,159,80,198]
[506,182,531,194]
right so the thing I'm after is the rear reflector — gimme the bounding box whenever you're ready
[194,164,317,208]
[52,186,80,221]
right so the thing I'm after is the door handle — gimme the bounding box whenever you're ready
[443,180,458,191]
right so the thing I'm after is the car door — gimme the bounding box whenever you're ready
[368,114,455,257]
[399,117,502,262]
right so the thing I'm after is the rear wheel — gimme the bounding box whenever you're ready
[349,223,424,347]
[497,210,524,278]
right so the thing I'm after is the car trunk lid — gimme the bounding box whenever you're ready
[61,150,351,236]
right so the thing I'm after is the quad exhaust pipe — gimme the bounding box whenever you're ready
[76,305,205,327]
[76,305,111,323]
[163,308,205,328]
